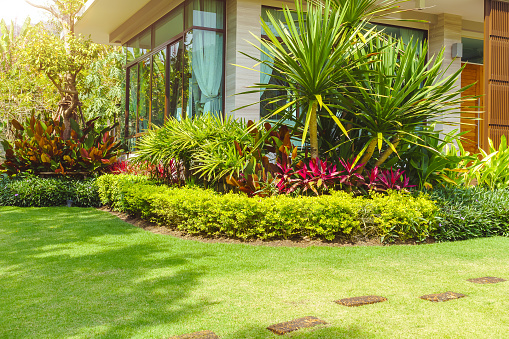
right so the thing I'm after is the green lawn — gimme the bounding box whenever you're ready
[1,207,509,338]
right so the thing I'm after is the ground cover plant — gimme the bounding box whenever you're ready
[0,175,100,207]
[1,207,509,338]
[430,186,509,242]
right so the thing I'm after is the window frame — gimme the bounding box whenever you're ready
[124,0,226,141]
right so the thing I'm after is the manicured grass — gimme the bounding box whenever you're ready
[1,207,509,338]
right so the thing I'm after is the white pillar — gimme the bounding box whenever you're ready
[428,13,463,136]
[225,0,261,121]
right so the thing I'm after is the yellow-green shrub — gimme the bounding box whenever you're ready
[97,174,438,242]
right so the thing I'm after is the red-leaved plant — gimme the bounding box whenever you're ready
[109,159,185,185]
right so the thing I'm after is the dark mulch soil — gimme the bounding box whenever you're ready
[97,206,434,248]
[267,316,327,335]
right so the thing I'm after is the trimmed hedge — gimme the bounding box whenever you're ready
[430,187,509,241]
[97,174,438,242]
[0,175,100,207]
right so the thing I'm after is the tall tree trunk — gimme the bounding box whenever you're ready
[309,102,319,159]
[374,136,401,168]
[356,138,377,173]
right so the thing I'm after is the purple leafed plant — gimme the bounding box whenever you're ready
[276,158,342,195]
[370,167,415,191]
[337,158,365,188]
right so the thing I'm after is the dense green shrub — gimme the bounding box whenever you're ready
[97,174,438,242]
[429,187,509,241]
[0,175,100,207]
[96,174,151,211]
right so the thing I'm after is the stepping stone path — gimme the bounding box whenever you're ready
[170,276,506,337]
[420,291,466,302]
[335,295,387,307]
[267,316,327,335]
[467,277,507,284]
[168,330,219,339]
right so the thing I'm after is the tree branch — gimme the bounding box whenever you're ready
[25,0,59,18]
[46,73,64,97]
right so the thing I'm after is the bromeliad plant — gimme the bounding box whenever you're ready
[109,159,185,185]
[0,113,119,176]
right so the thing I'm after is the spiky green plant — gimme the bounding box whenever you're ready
[339,36,474,171]
[134,114,254,182]
[238,0,383,159]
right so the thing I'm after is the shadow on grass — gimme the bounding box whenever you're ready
[0,207,215,338]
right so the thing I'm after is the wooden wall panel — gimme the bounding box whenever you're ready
[461,63,483,154]
[485,0,509,150]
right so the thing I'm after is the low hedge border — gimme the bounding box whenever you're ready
[96,174,438,243]
[0,175,100,207]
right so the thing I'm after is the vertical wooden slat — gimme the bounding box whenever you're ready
[461,63,483,154]
[485,0,509,150]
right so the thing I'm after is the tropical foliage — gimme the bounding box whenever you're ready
[0,113,120,176]
[241,0,474,176]
[134,114,254,183]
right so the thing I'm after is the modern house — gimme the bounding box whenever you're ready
[75,0,509,153]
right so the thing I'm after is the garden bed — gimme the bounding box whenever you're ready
[99,206,438,247]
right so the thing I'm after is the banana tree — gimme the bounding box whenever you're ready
[0,18,31,59]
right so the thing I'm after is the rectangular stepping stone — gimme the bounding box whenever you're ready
[267,316,327,335]
[420,291,466,302]
[334,295,387,307]
[168,330,219,339]
[467,277,507,284]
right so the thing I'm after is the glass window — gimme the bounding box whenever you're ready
[125,29,152,64]
[186,0,224,29]
[124,0,224,137]
[125,45,134,64]
[261,6,299,37]
[138,58,151,133]
[168,41,185,120]
[367,23,426,47]
[185,30,223,118]
[127,137,137,152]
[151,50,166,127]
[127,66,138,136]
[154,8,184,47]
[139,28,152,52]
[462,37,483,64]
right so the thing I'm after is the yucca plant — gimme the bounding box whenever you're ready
[340,36,475,172]
[239,0,384,159]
